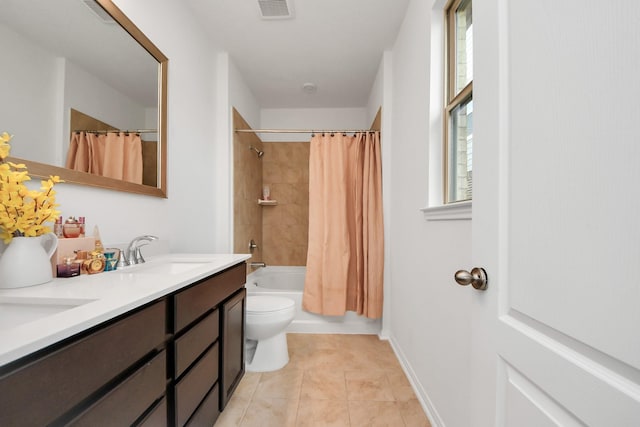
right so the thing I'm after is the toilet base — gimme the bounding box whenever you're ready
[246,332,289,372]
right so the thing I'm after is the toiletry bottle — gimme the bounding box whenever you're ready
[63,217,81,238]
[54,217,63,238]
[103,251,117,271]
[84,252,106,274]
[93,225,104,253]
[78,217,85,237]
[74,250,89,274]
[57,257,80,278]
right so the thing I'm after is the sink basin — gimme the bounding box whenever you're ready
[0,296,97,331]
[114,255,231,276]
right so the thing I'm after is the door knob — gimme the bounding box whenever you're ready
[454,267,488,290]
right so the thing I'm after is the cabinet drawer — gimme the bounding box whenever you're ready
[174,263,245,332]
[71,350,166,426]
[175,342,219,426]
[137,397,167,427]
[175,309,219,378]
[0,300,166,426]
[186,382,220,427]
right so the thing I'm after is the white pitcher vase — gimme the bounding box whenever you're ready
[0,233,58,289]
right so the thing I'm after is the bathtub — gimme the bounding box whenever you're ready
[246,266,381,335]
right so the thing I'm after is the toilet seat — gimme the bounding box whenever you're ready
[247,296,295,314]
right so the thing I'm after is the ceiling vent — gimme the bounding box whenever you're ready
[82,0,116,24]
[258,0,294,20]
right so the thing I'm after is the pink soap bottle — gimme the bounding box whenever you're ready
[78,216,86,238]
[54,217,63,238]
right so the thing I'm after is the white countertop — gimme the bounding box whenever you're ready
[0,253,250,367]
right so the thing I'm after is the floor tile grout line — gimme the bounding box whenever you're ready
[294,368,305,426]
[344,369,354,427]
[237,371,261,426]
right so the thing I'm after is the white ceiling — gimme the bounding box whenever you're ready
[1,0,410,111]
[183,0,410,108]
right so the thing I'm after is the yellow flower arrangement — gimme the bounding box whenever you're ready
[0,132,62,243]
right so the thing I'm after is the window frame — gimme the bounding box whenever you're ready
[444,0,473,204]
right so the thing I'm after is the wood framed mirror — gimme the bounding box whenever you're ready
[1,0,168,198]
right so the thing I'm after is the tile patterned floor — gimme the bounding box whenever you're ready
[215,334,431,427]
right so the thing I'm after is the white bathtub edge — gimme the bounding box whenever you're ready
[247,266,381,335]
[286,319,381,335]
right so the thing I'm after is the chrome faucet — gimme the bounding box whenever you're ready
[123,235,158,266]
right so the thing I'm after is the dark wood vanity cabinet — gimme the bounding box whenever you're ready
[0,300,167,427]
[171,262,246,426]
[220,287,246,409]
[0,261,247,427]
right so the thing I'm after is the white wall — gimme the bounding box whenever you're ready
[259,108,368,142]
[386,1,472,426]
[63,63,146,131]
[367,58,385,126]
[0,25,58,164]
[36,0,221,253]
[229,59,261,130]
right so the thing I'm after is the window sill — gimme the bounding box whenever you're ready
[421,201,472,221]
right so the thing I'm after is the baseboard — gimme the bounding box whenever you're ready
[385,335,446,427]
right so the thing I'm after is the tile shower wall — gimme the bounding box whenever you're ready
[233,109,263,273]
[262,142,310,266]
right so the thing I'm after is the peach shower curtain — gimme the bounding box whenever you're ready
[66,131,143,184]
[302,132,384,319]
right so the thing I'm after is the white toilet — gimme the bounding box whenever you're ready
[245,295,296,372]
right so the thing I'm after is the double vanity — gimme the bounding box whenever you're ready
[0,253,250,426]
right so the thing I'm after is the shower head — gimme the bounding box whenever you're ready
[249,146,264,158]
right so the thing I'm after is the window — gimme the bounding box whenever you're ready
[445,0,473,203]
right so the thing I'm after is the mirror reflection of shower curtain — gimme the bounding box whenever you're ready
[303,131,384,319]
[66,132,143,184]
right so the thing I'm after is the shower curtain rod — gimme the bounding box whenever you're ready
[235,129,380,134]
[73,129,157,134]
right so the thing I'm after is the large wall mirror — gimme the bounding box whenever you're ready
[0,0,168,197]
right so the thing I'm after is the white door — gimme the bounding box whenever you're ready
[469,1,640,425]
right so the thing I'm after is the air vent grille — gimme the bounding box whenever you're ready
[258,0,294,19]
[82,0,116,24]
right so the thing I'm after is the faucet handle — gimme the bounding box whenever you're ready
[117,248,130,267]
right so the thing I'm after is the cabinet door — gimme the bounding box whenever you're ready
[0,300,166,426]
[220,288,245,409]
